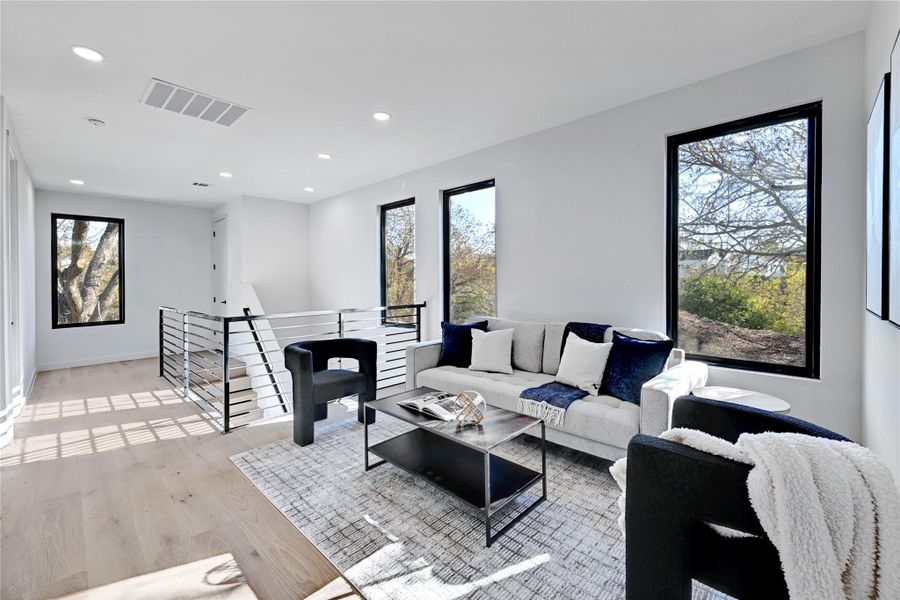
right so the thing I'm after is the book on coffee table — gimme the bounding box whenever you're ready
[397,390,468,421]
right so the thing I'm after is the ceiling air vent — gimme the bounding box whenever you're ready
[140,78,249,127]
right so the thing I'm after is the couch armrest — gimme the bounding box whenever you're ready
[405,340,442,391]
[639,360,708,436]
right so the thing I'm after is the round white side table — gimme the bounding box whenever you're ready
[692,386,791,414]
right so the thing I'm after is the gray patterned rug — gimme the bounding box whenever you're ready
[231,417,728,600]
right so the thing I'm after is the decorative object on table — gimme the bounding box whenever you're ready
[889,32,900,326]
[231,416,728,600]
[284,338,377,446]
[692,386,790,413]
[868,72,891,318]
[454,390,485,425]
[618,396,900,600]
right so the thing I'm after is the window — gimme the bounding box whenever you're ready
[443,179,496,323]
[52,213,125,328]
[380,198,416,323]
[666,103,821,377]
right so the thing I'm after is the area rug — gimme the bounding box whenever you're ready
[231,418,729,600]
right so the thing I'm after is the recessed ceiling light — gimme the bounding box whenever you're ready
[219,172,233,178]
[71,45,104,62]
[304,187,315,192]
[69,179,85,185]
[317,153,333,160]
[373,111,392,121]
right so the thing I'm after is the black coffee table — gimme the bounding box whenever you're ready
[364,387,546,547]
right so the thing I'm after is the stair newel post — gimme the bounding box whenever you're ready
[415,304,422,343]
[222,318,231,433]
[158,308,164,377]
[182,313,190,400]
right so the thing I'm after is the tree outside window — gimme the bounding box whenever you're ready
[443,180,496,323]
[668,104,820,376]
[381,199,415,324]
[52,214,124,328]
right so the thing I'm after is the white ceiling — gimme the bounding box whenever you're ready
[1,1,870,207]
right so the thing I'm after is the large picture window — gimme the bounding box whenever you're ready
[666,103,821,377]
[52,213,125,328]
[380,198,415,322]
[443,179,496,323]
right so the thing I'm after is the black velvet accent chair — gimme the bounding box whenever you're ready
[625,395,850,600]
[284,338,377,446]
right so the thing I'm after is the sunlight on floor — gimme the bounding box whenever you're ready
[17,389,186,422]
[0,411,219,467]
[54,553,256,600]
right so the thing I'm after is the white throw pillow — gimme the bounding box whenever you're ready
[469,328,514,375]
[555,333,613,395]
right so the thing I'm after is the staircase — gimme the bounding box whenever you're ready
[187,352,258,428]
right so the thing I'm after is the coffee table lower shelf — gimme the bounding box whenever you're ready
[365,426,546,547]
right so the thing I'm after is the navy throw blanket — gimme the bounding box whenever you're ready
[519,382,587,426]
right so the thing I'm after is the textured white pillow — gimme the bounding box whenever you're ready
[555,333,613,395]
[469,328,514,374]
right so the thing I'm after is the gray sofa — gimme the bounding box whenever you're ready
[405,317,708,460]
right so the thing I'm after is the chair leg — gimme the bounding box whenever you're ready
[314,403,328,422]
[358,389,376,425]
[293,393,316,447]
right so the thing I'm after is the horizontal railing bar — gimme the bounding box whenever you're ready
[182,321,224,336]
[161,363,182,382]
[237,390,286,404]
[385,338,418,346]
[224,302,426,324]
[160,327,223,347]
[228,321,340,333]
[226,332,340,350]
[186,351,230,373]
[379,365,405,374]
[160,306,225,322]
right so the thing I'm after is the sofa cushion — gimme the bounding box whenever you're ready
[415,365,640,448]
[437,321,488,368]
[603,327,669,343]
[485,317,545,373]
[469,328,514,374]
[542,322,566,375]
[601,331,674,404]
[561,322,611,356]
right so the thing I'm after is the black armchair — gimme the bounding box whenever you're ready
[625,395,850,600]
[284,338,377,446]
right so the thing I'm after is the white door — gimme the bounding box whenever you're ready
[212,217,228,316]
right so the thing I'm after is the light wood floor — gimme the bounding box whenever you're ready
[1,358,360,600]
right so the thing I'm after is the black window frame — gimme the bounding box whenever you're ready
[51,212,126,329]
[442,178,496,323]
[380,197,416,327]
[665,102,822,378]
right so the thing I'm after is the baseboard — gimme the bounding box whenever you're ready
[37,350,159,372]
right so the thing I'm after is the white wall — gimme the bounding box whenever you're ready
[862,4,900,481]
[1,96,36,446]
[35,190,213,370]
[217,195,310,315]
[309,34,866,438]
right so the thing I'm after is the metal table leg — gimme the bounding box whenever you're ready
[484,451,492,547]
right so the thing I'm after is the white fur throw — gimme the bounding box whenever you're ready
[610,429,900,599]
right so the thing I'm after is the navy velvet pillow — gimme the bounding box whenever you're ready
[560,322,611,356]
[437,321,489,368]
[601,331,674,404]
